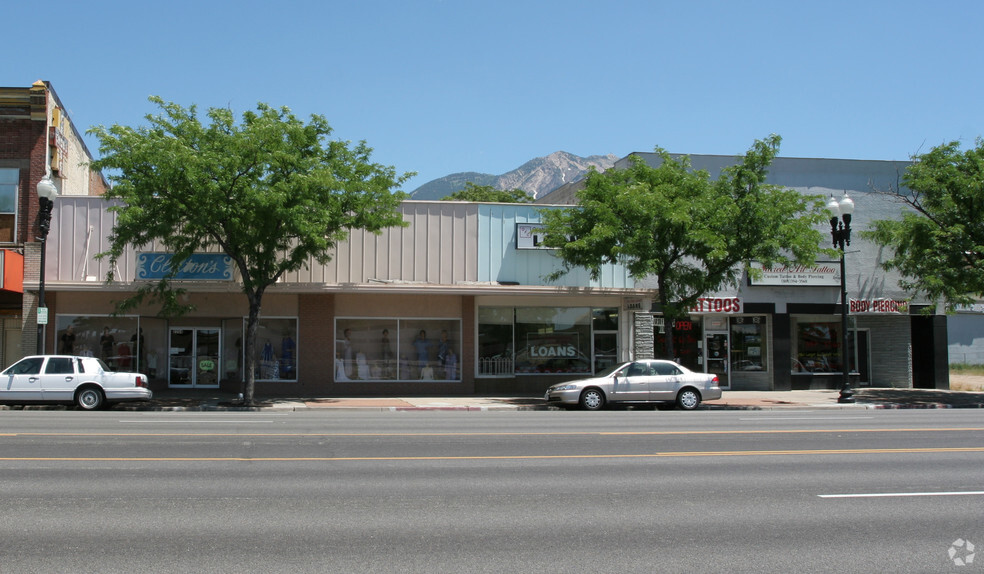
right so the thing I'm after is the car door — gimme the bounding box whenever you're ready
[39,356,79,402]
[0,357,45,402]
[649,361,684,401]
[610,362,652,401]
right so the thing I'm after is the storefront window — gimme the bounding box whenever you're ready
[54,315,140,371]
[792,318,842,373]
[479,307,616,376]
[514,308,591,374]
[253,317,298,381]
[730,316,767,372]
[654,317,702,371]
[592,308,618,372]
[0,168,17,243]
[478,308,514,375]
[335,318,461,382]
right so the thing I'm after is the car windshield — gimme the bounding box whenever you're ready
[595,363,627,378]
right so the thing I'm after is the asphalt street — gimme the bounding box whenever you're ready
[0,409,982,573]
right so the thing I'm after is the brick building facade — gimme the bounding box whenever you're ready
[0,80,107,365]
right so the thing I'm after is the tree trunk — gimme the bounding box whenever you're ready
[657,278,676,360]
[241,291,263,405]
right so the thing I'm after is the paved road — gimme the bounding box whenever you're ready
[1,410,982,573]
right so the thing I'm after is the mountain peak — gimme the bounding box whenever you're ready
[410,151,618,200]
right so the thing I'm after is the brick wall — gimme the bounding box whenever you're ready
[0,118,45,244]
[297,293,335,391]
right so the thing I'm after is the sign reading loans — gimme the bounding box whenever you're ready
[749,261,839,286]
[137,253,234,281]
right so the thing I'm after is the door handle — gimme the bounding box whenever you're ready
[64,376,74,382]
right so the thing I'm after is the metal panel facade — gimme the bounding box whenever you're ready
[477,203,632,288]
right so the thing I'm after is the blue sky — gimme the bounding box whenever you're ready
[9,0,983,191]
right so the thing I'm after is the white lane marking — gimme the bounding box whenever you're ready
[740,416,874,421]
[819,491,984,499]
[117,419,278,424]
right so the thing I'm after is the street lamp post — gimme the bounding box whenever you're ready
[36,175,57,354]
[827,192,855,403]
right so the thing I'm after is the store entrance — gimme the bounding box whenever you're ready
[168,328,221,388]
[705,332,730,388]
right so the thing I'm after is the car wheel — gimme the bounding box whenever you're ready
[676,388,701,411]
[76,387,105,411]
[579,388,606,411]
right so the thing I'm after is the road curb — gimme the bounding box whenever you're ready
[6,400,984,412]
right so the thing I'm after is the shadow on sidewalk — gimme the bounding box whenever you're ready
[854,388,984,408]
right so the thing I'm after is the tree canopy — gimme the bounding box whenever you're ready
[442,182,534,203]
[88,97,413,403]
[540,135,828,358]
[863,139,984,310]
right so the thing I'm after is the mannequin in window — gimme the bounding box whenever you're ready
[335,352,350,381]
[356,352,370,380]
[281,332,296,379]
[444,349,458,380]
[59,325,76,354]
[419,361,435,380]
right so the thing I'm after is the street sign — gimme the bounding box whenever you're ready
[37,307,48,325]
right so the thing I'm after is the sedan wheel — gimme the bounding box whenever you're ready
[579,388,606,411]
[76,387,105,410]
[676,388,701,411]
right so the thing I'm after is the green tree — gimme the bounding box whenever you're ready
[89,97,413,404]
[541,135,828,359]
[442,182,534,203]
[863,139,984,310]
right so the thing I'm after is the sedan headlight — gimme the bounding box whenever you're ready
[550,384,579,392]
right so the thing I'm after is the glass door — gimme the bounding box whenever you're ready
[704,332,730,388]
[169,328,221,388]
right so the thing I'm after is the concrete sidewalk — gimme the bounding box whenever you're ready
[137,387,984,412]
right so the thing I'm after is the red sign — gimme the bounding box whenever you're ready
[849,299,909,314]
[689,297,743,314]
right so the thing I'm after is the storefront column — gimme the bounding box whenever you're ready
[633,312,654,360]
[772,314,792,391]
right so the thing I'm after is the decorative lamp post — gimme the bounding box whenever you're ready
[827,192,855,403]
[36,174,57,354]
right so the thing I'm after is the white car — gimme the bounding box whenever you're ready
[545,359,722,411]
[0,355,153,410]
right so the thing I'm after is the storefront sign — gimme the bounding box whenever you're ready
[689,297,743,314]
[954,304,984,314]
[516,223,550,250]
[136,253,234,281]
[749,262,839,286]
[525,333,579,358]
[849,299,909,314]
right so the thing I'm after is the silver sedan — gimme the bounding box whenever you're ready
[544,359,722,411]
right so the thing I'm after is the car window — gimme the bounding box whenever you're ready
[44,357,75,375]
[626,363,649,377]
[653,362,683,376]
[5,357,44,375]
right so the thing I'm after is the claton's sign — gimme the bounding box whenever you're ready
[136,253,234,281]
